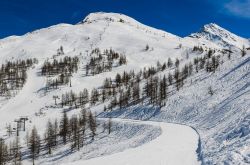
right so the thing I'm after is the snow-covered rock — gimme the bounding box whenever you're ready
[189,23,250,49]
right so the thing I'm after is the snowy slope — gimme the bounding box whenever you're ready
[0,12,249,165]
[65,119,200,165]
[100,50,250,164]
[21,119,162,165]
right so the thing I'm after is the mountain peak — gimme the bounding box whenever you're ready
[201,23,230,36]
[203,23,224,30]
[189,23,249,48]
[79,12,139,25]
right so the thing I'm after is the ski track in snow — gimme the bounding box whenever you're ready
[64,118,201,165]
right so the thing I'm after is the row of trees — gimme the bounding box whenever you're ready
[59,47,225,111]
[61,89,89,108]
[193,46,204,53]
[193,50,220,73]
[45,73,71,91]
[41,56,79,91]
[85,48,127,76]
[60,60,172,110]
[44,109,97,152]
[0,58,37,97]
[41,56,79,76]
[0,108,112,165]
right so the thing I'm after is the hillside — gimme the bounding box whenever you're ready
[0,12,249,165]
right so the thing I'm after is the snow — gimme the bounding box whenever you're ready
[100,53,250,164]
[21,119,162,165]
[64,119,200,165]
[188,23,249,49]
[0,11,249,164]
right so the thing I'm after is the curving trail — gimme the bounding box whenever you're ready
[65,119,201,165]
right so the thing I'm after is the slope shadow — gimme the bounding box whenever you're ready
[220,57,250,80]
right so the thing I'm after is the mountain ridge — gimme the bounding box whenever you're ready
[1,12,249,49]
[189,22,249,49]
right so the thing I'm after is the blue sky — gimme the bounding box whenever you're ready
[0,0,249,39]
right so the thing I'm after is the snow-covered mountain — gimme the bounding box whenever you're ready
[0,12,249,165]
[188,23,249,49]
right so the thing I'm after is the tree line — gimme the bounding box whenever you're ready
[41,56,79,76]
[41,56,79,91]
[58,45,232,112]
[85,48,127,76]
[0,108,112,165]
[0,58,37,98]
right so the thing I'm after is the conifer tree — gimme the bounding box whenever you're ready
[90,89,99,105]
[108,118,112,134]
[0,138,8,165]
[79,108,87,147]
[168,72,173,85]
[88,112,97,140]
[60,112,69,144]
[12,136,22,165]
[28,126,40,165]
[175,58,180,68]
[70,115,81,150]
[45,120,54,154]
[242,45,246,57]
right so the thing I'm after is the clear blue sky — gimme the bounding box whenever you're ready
[0,0,249,39]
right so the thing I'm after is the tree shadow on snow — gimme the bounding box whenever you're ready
[220,57,250,80]
[99,105,161,121]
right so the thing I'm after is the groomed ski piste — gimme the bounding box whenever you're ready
[0,12,249,164]
[65,119,200,165]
